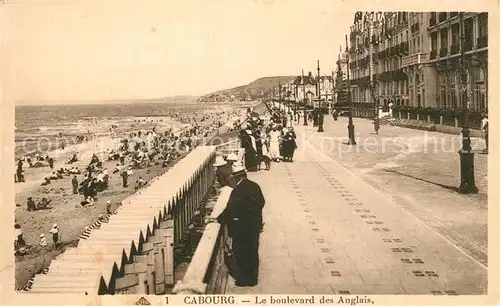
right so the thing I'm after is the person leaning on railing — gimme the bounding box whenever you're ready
[215,166,265,287]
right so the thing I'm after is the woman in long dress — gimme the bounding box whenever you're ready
[240,129,258,171]
[268,126,282,162]
[281,130,297,162]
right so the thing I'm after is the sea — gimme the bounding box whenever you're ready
[14,101,233,157]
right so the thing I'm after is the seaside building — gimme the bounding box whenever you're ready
[345,11,488,119]
[292,72,317,103]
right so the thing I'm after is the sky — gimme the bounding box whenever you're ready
[2,0,355,103]
[3,0,489,103]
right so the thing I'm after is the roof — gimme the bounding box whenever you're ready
[292,75,317,86]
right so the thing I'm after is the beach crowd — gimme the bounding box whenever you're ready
[13,109,244,257]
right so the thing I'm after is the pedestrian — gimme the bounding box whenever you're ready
[332,108,338,121]
[49,224,60,247]
[281,129,297,162]
[48,156,54,169]
[72,175,79,194]
[120,170,128,187]
[16,167,24,183]
[481,115,488,153]
[39,234,47,247]
[217,166,265,287]
[106,200,112,215]
[268,125,282,162]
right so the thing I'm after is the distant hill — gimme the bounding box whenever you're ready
[198,76,296,103]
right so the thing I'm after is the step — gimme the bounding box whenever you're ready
[33,274,100,283]
[29,287,95,294]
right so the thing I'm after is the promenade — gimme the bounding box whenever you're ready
[226,118,487,295]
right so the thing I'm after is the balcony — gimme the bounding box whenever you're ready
[464,40,473,52]
[401,52,430,67]
[438,12,448,23]
[430,15,437,26]
[477,36,488,48]
[439,46,448,57]
[411,23,419,33]
[430,49,438,60]
[450,43,460,54]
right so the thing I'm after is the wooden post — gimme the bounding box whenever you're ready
[138,271,148,294]
[165,222,175,286]
[154,240,166,294]
[427,114,431,122]
[417,113,420,121]
[440,115,443,125]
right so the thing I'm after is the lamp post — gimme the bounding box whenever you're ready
[346,34,356,145]
[458,12,478,194]
[302,69,308,126]
[278,80,282,112]
[317,60,324,132]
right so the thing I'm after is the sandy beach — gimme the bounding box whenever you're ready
[14,102,248,289]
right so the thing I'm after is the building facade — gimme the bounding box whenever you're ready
[346,11,488,117]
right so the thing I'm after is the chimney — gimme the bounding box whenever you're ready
[308,71,312,78]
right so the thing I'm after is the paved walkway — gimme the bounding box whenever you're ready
[225,125,487,295]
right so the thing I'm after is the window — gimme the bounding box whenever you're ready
[451,24,459,43]
[450,81,457,109]
[439,74,447,108]
[440,29,447,48]
[478,13,488,37]
[431,32,438,50]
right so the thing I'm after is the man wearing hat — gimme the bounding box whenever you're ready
[226,153,239,170]
[213,155,233,187]
[217,166,265,287]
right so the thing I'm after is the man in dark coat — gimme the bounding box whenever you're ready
[217,167,265,287]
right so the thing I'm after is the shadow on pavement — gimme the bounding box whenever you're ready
[381,168,459,192]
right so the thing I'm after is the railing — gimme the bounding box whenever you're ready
[401,53,429,67]
[27,145,217,295]
[172,187,232,294]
